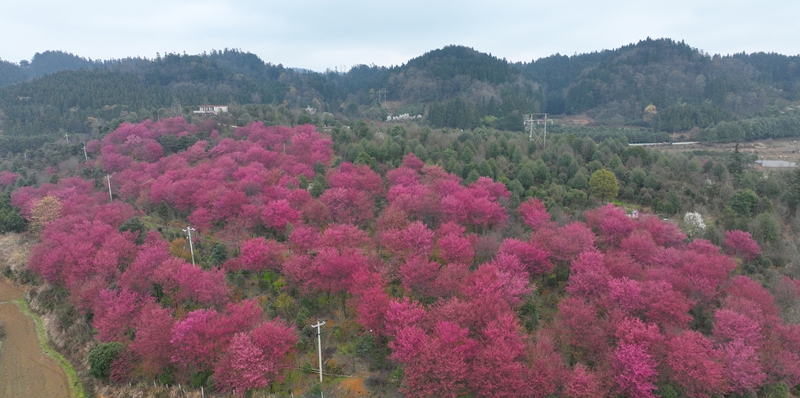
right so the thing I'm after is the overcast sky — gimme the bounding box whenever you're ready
[2,0,799,71]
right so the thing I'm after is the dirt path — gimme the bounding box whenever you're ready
[0,278,70,398]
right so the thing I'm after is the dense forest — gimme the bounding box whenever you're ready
[3,39,800,156]
[3,39,800,397]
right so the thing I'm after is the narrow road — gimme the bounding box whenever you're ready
[0,278,70,398]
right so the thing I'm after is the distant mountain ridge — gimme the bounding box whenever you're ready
[1,39,800,153]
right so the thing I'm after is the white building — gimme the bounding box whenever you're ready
[193,105,229,115]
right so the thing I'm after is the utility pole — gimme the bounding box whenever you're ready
[311,320,326,383]
[106,175,113,203]
[183,226,196,266]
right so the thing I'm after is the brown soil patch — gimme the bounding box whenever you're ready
[558,114,594,126]
[0,278,70,398]
[338,377,370,397]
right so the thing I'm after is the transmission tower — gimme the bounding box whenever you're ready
[525,113,548,149]
[377,89,387,107]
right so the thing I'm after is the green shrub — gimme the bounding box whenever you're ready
[190,370,212,388]
[761,382,790,398]
[88,342,123,379]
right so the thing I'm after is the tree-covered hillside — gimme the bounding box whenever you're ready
[4,115,800,397]
[7,37,800,398]
[521,38,800,129]
[3,39,800,155]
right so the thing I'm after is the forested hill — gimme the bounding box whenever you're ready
[2,39,800,153]
[521,38,800,129]
[0,50,96,85]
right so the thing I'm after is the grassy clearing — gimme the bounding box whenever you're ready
[15,298,86,398]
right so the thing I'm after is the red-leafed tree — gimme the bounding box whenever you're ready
[248,320,297,369]
[381,221,434,258]
[637,214,686,247]
[565,363,607,398]
[724,230,761,261]
[518,198,554,230]
[613,316,665,363]
[92,288,142,342]
[284,247,368,295]
[261,199,301,233]
[399,255,441,296]
[607,277,646,315]
[171,309,223,371]
[555,297,610,364]
[227,237,284,272]
[725,275,780,320]
[287,223,320,253]
[119,232,171,294]
[612,342,658,398]
[153,258,229,306]
[533,222,596,264]
[620,229,660,265]
[0,170,18,187]
[639,280,694,329]
[327,162,384,198]
[526,331,567,398]
[435,222,474,264]
[498,238,552,276]
[713,308,763,345]
[585,204,636,246]
[719,338,767,395]
[213,320,296,396]
[171,300,262,372]
[319,223,370,251]
[320,187,374,225]
[350,270,391,335]
[390,321,476,398]
[462,262,531,308]
[129,302,175,376]
[666,331,729,398]
[401,153,425,171]
[468,314,531,397]
[384,298,427,338]
[566,250,611,300]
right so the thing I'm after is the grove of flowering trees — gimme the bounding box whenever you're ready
[11,117,800,397]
